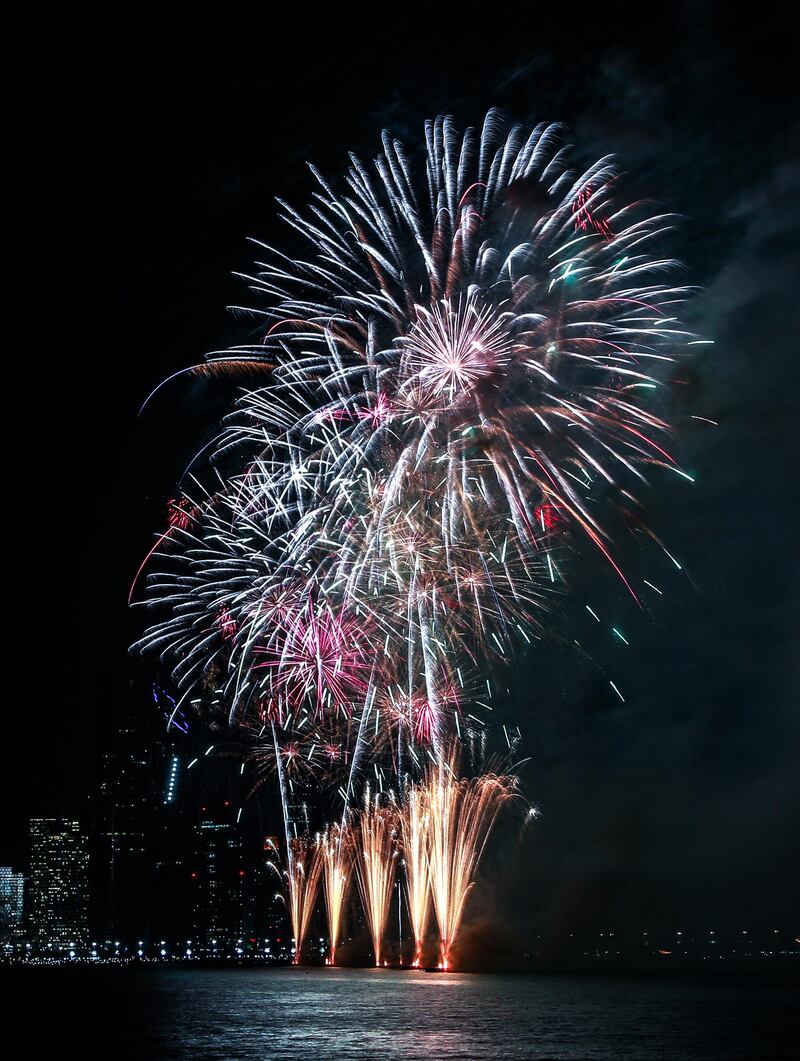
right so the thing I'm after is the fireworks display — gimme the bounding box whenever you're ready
[133,111,696,967]
[424,753,519,970]
[319,824,352,966]
[354,791,398,966]
[266,835,322,965]
[399,783,432,967]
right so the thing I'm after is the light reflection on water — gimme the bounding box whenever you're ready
[115,966,796,1060]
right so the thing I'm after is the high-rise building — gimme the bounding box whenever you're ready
[93,692,197,946]
[0,867,25,943]
[93,719,157,942]
[191,800,256,950]
[150,748,196,943]
[29,819,89,952]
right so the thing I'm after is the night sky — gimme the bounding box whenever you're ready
[5,3,798,941]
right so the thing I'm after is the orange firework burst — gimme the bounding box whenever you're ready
[355,791,399,966]
[319,823,353,966]
[399,783,431,967]
[284,836,323,965]
[423,752,519,969]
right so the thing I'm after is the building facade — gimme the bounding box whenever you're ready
[29,819,90,952]
[0,867,25,943]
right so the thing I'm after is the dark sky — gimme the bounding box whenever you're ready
[4,3,798,935]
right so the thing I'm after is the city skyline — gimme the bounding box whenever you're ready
[2,706,797,966]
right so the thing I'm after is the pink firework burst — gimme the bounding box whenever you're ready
[256,602,370,717]
[386,683,461,746]
[216,606,238,640]
[358,392,393,428]
[411,695,439,745]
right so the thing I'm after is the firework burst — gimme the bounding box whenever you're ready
[135,110,694,757]
[355,791,399,966]
[319,823,353,965]
[424,753,519,969]
[133,112,698,965]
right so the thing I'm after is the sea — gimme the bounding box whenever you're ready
[6,966,798,1059]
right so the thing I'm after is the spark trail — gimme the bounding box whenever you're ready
[355,791,399,966]
[319,824,352,966]
[422,752,519,969]
[399,783,431,967]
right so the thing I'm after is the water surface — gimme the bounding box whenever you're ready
[13,966,799,1059]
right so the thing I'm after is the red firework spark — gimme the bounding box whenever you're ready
[573,185,613,240]
[534,501,561,532]
[167,497,192,529]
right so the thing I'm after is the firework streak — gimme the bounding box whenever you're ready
[355,790,399,966]
[319,824,352,966]
[423,753,518,969]
[133,112,697,965]
[400,783,432,967]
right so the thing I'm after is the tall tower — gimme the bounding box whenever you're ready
[94,718,156,943]
[191,799,255,952]
[0,867,25,944]
[29,819,89,953]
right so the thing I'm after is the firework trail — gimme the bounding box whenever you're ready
[280,837,322,965]
[399,783,431,967]
[265,720,322,963]
[289,837,323,964]
[355,791,399,966]
[319,823,353,965]
[425,751,519,969]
